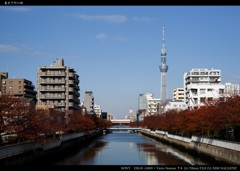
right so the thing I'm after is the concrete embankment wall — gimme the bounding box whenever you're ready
[140,129,240,165]
[0,129,102,165]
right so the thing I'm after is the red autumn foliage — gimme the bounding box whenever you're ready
[139,95,240,141]
[0,95,112,144]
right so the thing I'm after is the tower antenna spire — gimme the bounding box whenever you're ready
[159,26,168,104]
[162,26,165,48]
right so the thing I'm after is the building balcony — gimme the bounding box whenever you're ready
[68,87,74,92]
[39,87,66,91]
[74,91,80,97]
[68,95,74,99]
[55,102,66,107]
[69,72,74,77]
[24,89,37,94]
[74,98,80,104]
[24,93,36,98]
[39,95,65,99]
[39,80,66,84]
[68,102,74,107]
[68,80,74,85]
[39,72,66,77]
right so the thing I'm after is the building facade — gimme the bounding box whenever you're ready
[164,100,188,113]
[184,68,225,109]
[94,104,102,117]
[173,88,184,101]
[36,59,80,112]
[83,91,94,114]
[138,92,160,118]
[224,82,240,95]
[1,75,36,99]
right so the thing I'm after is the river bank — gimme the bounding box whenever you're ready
[140,129,240,165]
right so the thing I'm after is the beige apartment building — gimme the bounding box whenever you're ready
[0,72,37,99]
[36,59,80,112]
[0,72,37,108]
[173,88,184,101]
[83,91,94,115]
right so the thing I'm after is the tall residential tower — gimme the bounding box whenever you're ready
[37,59,80,112]
[159,26,168,103]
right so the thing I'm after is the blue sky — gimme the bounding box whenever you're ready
[0,6,240,119]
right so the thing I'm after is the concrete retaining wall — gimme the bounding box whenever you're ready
[141,129,240,165]
[0,129,102,165]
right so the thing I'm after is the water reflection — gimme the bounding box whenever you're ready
[53,133,213,165]
[137,142,206,165]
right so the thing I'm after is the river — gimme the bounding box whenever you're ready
[51,132,215,165]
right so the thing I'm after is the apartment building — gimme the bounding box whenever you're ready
[36,59,80,112]
[94,104,102,117]
[138,92,160,117]
[164,100,188,113]
[83,91,94,114]
[184,68,225,109]
[225,82,240,95]
[0,72,37,108]
[173,88,184,101]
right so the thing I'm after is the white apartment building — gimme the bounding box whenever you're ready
[94,104,102,118]
[225,82,240,95]
[173,88,184,101]
[138,92,160,117]
[164,100,188,113]
[125,109,136,122]
[147,98,161,115]
[184,68,225,109]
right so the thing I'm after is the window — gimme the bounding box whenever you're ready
[200,89,205,94]
[9,81,13,84]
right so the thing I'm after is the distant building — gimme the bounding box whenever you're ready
[125,109,136,122]
[107,113,113,120]
[83,91,94,115]
[138,92,160,118]
[184,68,225,109]
[164,100,188,113]
[36,58,80,112]
[101,112,107,119]
[148,98,161,115]
[173,88,184,101]
[94,104,102,117]
[224,82,240,95]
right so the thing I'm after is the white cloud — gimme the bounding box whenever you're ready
[68,14,127,24]
[0,43,46,56]
[0,7,30,12]
[132,16,155,22]
[0,44,21,53]
[96,33,107,41]
[114,35,129,42]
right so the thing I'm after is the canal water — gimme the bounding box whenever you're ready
[51,132,216,165]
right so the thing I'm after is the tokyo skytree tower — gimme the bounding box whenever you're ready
[159,26,168,103]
